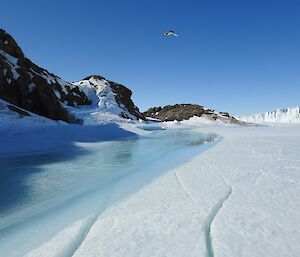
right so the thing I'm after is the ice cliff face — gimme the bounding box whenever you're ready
[0,29,143,123]
[238,107,300,123]
[143,104,239,123]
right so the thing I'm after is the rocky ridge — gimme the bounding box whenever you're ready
[143,104,239,123]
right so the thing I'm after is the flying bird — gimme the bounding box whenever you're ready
[164,30,178,37]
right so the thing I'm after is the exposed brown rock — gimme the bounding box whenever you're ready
[143,104,239,123]
[109,81,144,120]
[143,104,206,121]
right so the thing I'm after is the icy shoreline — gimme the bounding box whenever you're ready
[0,124,218,257]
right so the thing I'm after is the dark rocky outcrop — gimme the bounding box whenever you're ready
[83,75,106,81]
[110,81,143,120]
[143,104,205,121]
[143,104,239,123]
[0,29,90,123]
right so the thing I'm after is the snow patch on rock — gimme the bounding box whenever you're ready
[0,49,20,80]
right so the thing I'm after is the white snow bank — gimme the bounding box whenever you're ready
[0,99,59,129]
[181,115,237,126]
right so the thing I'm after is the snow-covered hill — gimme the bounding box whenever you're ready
[238,107,300,123]
[0,29,143,124]
[71,76,143,124]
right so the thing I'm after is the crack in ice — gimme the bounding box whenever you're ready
[202,160,233,257]
[174,172,196,205]
[205,185,232,257]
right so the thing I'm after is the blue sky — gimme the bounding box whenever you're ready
[1,0,300,115]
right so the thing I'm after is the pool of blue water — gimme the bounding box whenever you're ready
[0,127,217,256]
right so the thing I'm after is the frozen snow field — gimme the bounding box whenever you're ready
[71,125,300,257]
